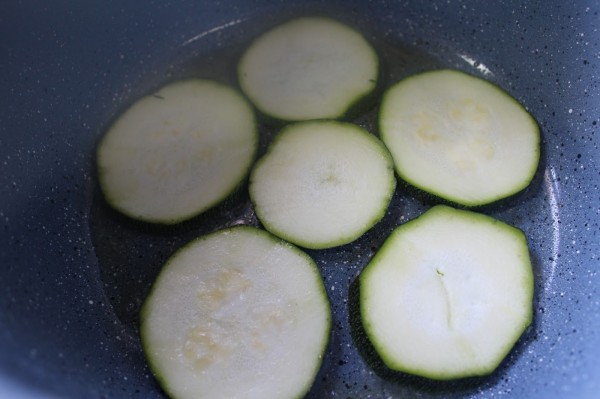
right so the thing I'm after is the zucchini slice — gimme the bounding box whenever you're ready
[96,79,257,224]
[238,16,378,121]
[360,205,534,380]
[249,121,396,249]
[141,226,331,399]
[379,69,540,207]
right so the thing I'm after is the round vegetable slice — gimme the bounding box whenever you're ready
[249,121,396,249]
[141,226,331,399]
[238,16,378,121]
[379,69,540,207]
[96,79,257,224]
[360,205,534,380]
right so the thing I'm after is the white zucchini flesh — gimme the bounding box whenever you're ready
[141,226,331,399]
[96,79,257,224]
[238,17,378,121]
[379,69,540,206]
[249,121,396,249]
[360,205,534,380]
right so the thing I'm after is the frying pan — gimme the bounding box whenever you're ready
[1,0,599,398]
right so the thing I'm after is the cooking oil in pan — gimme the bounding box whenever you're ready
[88,12,444,330]
[87,9,555,398]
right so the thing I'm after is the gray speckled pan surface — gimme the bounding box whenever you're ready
[1,1,599,398]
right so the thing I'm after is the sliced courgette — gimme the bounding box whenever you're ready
[141,226,331,399]
[96,79,257,224]
[238,16,378,121]
[360,205,534,380]
[249,121,396,249]
[379,69,540,207]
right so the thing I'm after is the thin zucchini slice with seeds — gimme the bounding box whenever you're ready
[141,226,331,399]
[379,69,540,207]
[97,79,257,224]
[249,121,396,249]
[360,205,534,380]
[238,16,378,121]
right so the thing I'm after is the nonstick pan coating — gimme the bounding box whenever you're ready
[1,1,599,398]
